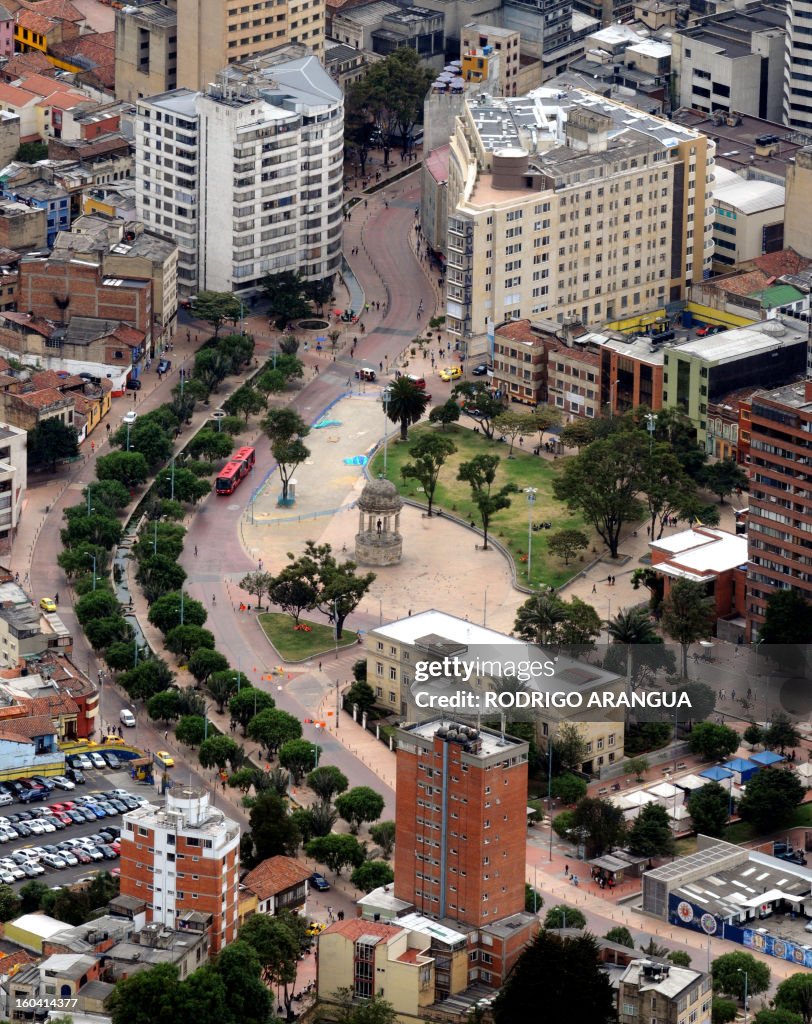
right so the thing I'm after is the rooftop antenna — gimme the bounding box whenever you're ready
[500,712,506,743]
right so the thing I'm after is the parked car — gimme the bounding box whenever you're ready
[471,363,491,376]
[88,752,107,770]
[107,790,132,801]
[52,776,75,791]
[20,863,43,878]
[39,597,57,613]
[98,845,118,860]
[65,768,85,784]
[40,853,66,869]
[102,752,121,770]
[157,359,171,374]
[0,792,13,807]
[31,776,56,791]
[309,873,330,891]
[125,378,142,391]
[695,324,724,336]
[67,755,92,771]
[19,788,47,804]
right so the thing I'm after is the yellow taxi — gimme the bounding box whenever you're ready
[439,366,462,382]
[39,597,57,613]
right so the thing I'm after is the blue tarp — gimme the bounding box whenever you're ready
[700,765,734,781]
[749,750,785,766]
[723,758,760,782]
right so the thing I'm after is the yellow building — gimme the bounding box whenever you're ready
[317,919,435,1024]
[444,89,715,338]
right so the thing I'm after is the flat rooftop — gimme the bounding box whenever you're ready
[650,527,747,582]
[373,609,524,649]
[753,380,812,412]
[401,718,527,758]
[670,321,807,363]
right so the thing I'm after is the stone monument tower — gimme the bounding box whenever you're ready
[354,477,404,566]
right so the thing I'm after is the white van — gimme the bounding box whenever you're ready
[120,709,136,728]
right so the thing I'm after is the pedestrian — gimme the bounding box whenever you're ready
[315,365,320,375]
[364,199,368,208]
[54,592,58,605]
[591,583,597,594]
[318,661,322,671]
[212,594,216,605]
[118,725,122,737]
[564,863,569,876]
[379,361,383,371]
[164,730,168,740]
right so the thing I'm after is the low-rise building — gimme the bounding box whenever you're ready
[105,921,210,980]
[0,198,48,252]
[459,24,521,96]
[547,337,602,420]
[241,856,310,916]
[711,167,784,272]
[491,317,556,406]
[1,180,68,246]
[615,959,712,1024]
[598,332,664,415]
[114,0,177,103]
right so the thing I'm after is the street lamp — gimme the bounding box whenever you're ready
[153,517,158,555]
[86,487,94,516]
[645,412,657,455]
[336,679,341,731]
[382,391,391,477]
[167,458,175,502]
[609,378,619,418]
[86,552,97,592]
[333,597,339,659]
[525,487,537,584]
[126,421,132,451]
[738,969,748,1024]
[179,589,185,626]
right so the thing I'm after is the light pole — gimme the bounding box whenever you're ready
[167,458,175,502]
[86,487,93,516]
[609,378,619,417]
[86,552,97,592]
[153,518,158,555]
[738,969,748,1024]
[333,597,339,660]
[180,589,185,626]
[126,422,131,451]
[645,412,657,455]
[382,391,391,477]
[336,679,341,730]
[525,487,537,584]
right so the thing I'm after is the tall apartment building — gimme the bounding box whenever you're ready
[444,89,715,338]
[784,0,812,131]
[784,147,812,259]
[119,788,240,952]
[395,718,528,928]
[135,50,343,296]
[176,0,325,90]
[672,6,786,122]
[745,381,812,637]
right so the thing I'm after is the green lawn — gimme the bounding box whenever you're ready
[258,612,358,661]
[723,801,812,845]
[368,423,595,588]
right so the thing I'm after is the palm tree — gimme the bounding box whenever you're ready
[514,593,566,645]
[607,607,660,697]
[385,378,430,440]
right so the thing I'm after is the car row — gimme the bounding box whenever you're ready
[66,750,122,772]
[4,831,123,874]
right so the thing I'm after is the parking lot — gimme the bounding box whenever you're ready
[0,764,157,891]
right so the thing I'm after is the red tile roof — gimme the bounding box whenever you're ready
[1,51,54,81]
[242,856,311,901]
[321,919,403,942]
[0,81,40,107]
[0,714,57,738]
[752,249,811,278]
[16,9,56,35]
[496,319,539,343]
[107,324,144,347]
[50,32,115,90]
[18,0,84,22]
[12,386,71,410]
[710,270,768,297]
[0,312,55,337]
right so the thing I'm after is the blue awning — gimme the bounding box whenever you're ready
[748,750,785,766]
[699,765,734,781]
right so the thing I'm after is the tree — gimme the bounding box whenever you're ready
[738,767,804,832]
[247,791,300,861]
[193,348,230,393]
[550,773,587,804]
[112,420,173,469]
[118,657,175,702]
[136,554,187,604]
[261,269,311,330]
[493,409,537,454]
[547,529,590,566]
[306,833,365,875]
[351,860,394,892]
[627,802,675,857]
[429,399,460,430]
[744,723,764,748]
[276,541,375,639]
[214,940,273,1024]
[763,714,802,753]
[701,457,748,504]
[661,578,715,676]
[401,434,456,516]
[198,735,243,772]
[514,592,566,644]
[238,913,301,1019]
[451,381,504,439]
[75,589,120,625]
[560,420,596,451]
[346,679,376,714]
[543,903,586,929]
[148,591,207,634]
[165,624,215,661]
[775,974,812,1024]
[335,786,385,833]
[188,647,230,688]
[604,926,634,948]
[571,796,626,857]
[225,386,266,423]
[493,931,614,1024]
[156,467,210,505]
[370,820,396,858]
[279,738,320,782]
[688,722,739,762]
[147,689,181,725]
[686,782,729,837]
[255,368,288,407]
[236,571,274,613]
[176,715,206,747]
[247,708,302,755]
[268,574,317,625]
[62,508,123,549]
[206,670,239,714]
[191,291,241,337]
[553,435,646,558]
[19,880,48,914]
[384,376,429,440]
[753,1011,805,1024]
[83,479,130,514]
[552,809,575,839]
[759,589,812,644]
[263,407,310,503]
[640,442,697,540]
[96,449,150,487]
[27,418,79,470]
[558,596,602,646]
[639,938,669,958]
[0,882,20,921]
[16,140,47,162]
[307,765,349,801]
[551,723,588,773]
[190,429,234,463]
[229,688,275,735]
[333,989,397,1024]
[712,999,739,1024]
[458,453,513,550]
[711,952,770,999]
[626,756,650,782]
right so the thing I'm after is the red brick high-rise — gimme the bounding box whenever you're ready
[395,719,529,928]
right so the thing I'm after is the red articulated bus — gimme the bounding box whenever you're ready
[215,445,256,495]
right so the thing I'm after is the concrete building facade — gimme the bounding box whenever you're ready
[672,6,786,122]
[784,147,812,260]
[444,88,715,339]
[114,0,178,103]
[711,166,784,271]
[135,51,343,295]
[119,788,240,952]
[784,0,812,130]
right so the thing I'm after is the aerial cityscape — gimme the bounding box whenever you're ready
[0,0,806,1022]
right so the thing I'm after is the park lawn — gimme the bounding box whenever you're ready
[259,612,358,661]
[368,422,596,589]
